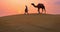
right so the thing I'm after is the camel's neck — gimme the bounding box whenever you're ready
[32,4,37,8]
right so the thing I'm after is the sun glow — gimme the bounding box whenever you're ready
[5,0,39,14]
[0,0,60,16]
[1,0,47,14]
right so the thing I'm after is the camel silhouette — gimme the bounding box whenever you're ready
[31,3,46,14]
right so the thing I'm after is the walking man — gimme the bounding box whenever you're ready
[24,5,28,14]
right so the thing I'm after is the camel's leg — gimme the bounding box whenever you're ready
[42,9,44,13]
[38,8,40,14]
[42,8,46,14]
[44,9,46,14]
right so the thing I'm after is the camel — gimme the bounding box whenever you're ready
[31,3,46,14]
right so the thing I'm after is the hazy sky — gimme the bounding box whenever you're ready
[0,0,60,17]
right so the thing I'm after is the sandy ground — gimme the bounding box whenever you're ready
[0,14,60,32]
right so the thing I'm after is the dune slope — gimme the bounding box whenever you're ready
[0,14,60,32]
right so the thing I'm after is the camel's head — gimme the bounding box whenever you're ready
[31,3,34,5]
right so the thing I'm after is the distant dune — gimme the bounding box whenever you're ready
[0,14,60,32]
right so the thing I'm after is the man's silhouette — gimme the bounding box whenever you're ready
[24,5,28,14]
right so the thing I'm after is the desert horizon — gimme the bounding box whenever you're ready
[0,14,60,32]
[0,0,60,17]
[0,0,60,32]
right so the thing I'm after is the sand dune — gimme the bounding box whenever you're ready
[0,14,60,32]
